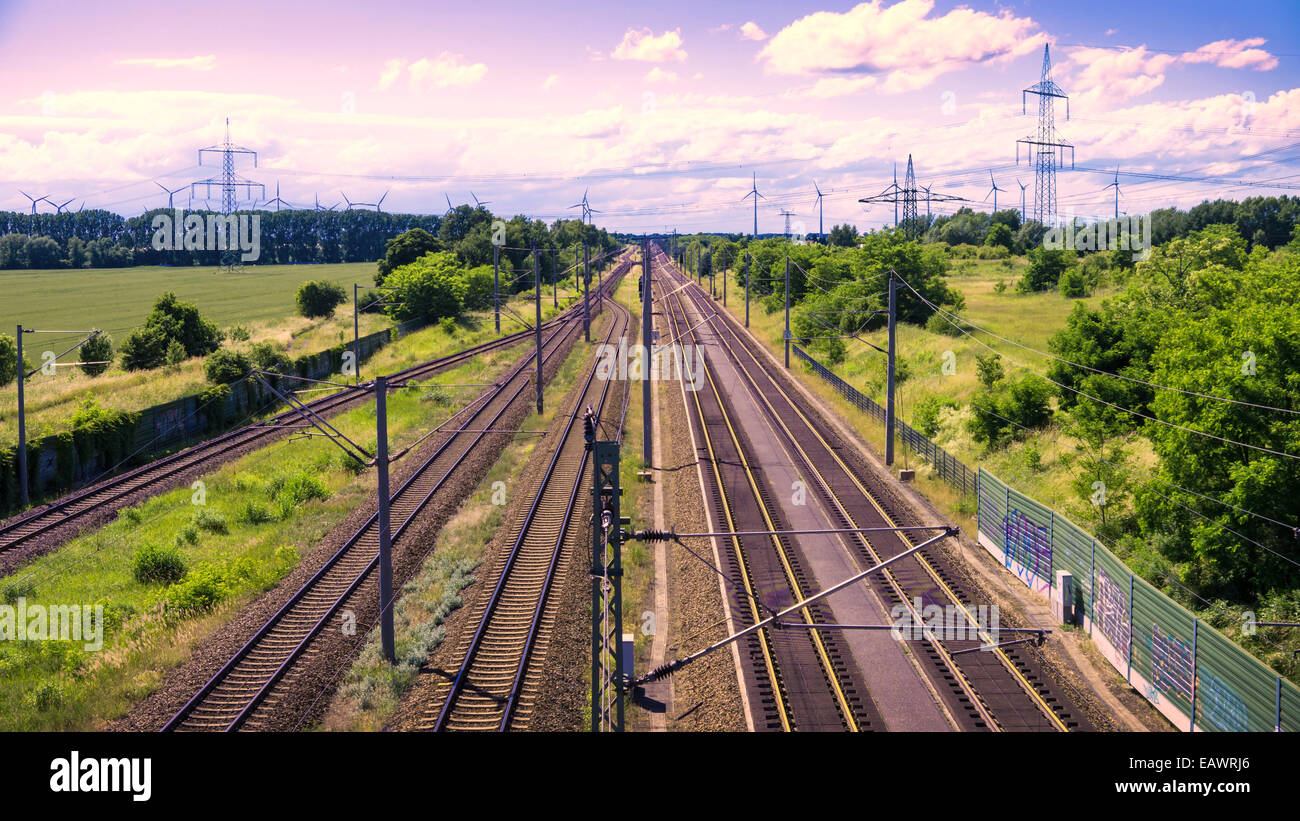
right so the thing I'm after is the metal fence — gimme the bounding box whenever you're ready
[792,345,977,496]
[978,468,1300,732]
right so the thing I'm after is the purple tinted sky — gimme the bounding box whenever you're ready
[1,0,1297,232]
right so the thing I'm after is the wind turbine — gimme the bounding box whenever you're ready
[1017,179,1028,223]
[52,197,75,214]
[443,193,455,216]
[741,172,765,236]
[375,190,388,212]
[470,191,491,209]
[921,181,933,221]
[1104,166,1122,220]
[570,188,595,224]
[341,191,365,211]
[984,170,1005,213]
[19,190,49,214]
[811,180,825,239]
[156,182,186,209]
[266,182,290,212]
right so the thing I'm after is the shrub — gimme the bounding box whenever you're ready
[119,506,143,525]
[78,331,113,377]
[204,349,251,384]
[462,265,495,310]
[385,251,466,324]
[296,280,348,318]
[912,395,958,438]
[118,324,171,371]
[146,292,221,357]
[175,524,199,546]
[925,309,967,337]
[249,341,288,371]
[1058,267,1090,298]
[191,509,228,534]
[164,339,187,369]
[225,324,251,342]
[165,565,227,613]
[0,334,16,386]
[236,501,275,525]
[438,316,457,336]
[132,543,187,584]
[1018,247,1074,292]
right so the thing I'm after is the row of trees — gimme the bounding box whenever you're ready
[0,204,619,271]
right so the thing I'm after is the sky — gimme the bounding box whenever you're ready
[0,0,1298,234]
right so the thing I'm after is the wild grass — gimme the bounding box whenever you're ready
[0,348,524,730]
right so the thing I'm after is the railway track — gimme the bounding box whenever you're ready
[420,295,633,731]
[662,246,1091,732]
[655,249,877,732]
[161,262,634,732]
[1,267,623,559]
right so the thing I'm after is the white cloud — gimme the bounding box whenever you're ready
[806,75,878,98]
[645,67,678,84]
[739,22,768,41]
[613,28,687,63]
[542,74,560,91]
[409,53,487,88]
[1063,46,1178,108]
[757,0,1045,93]
[379,54,487,91]
[1181,38,1278,71]
[117,55,215,71]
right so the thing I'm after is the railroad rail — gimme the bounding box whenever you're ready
[1,266,626,558]
[661,246,1090,732]
[162,262,633,732]
[421,295,633,731]
[654,248,877,732]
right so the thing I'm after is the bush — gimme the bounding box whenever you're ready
[145,292,221,357]
[296,280,348,318]
[385,251,466,324]
[119,324,171,371]
[204,349,251,384]
[1018,247,1074,292]
[236,501,275,525]
[1058,267,1090,298]
[249,341,288,371]
[925,309,967,337]
[225,324,251,342]
[191,509,228,534]
[164,339,187,368]
[438,316,457,336]
[132,543,187,584]
[912,395,958,437]
[462,265,495,310]
[78,331,113,377]
[0,334,16,386]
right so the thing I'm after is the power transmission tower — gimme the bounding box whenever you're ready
[859,155,964,239]
[779,209,796,239]
[192,117,263,214]
[1017,44,1074,225]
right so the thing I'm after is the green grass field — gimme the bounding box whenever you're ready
[0,262,377,335]
[0,265,588,446]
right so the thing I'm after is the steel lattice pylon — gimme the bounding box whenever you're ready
[192,118,264,215]
[1017,45,1074,225]
[859,154,965,239]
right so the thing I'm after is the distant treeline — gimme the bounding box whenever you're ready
[0,204,616,271]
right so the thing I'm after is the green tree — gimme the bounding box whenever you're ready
[296,280,347,318]
[975,352,1004,390]
[142,292,221,357]
[204,348,251,384]
[1018,247,1074,292]
[0,334,17,386]
[828,224,859,247]
[118,325,171,371]
[78,331,113,377]
[384,251,466,324]
[985,222,1013,251]
[375,228,444,286]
